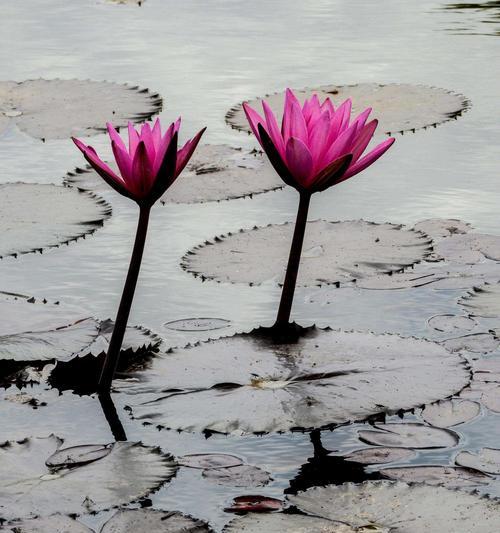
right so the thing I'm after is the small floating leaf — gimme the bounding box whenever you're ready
[202,465,271,487]
[339,447,417,465]
[421,399,480,427]
[379,465,490,488]
[455,448,500,475]
[179,453,243,470]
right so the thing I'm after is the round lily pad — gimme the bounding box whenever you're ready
[456,448,500,475]
[0,79,161,140]
[0,515,92,532]
[441,332,500,354]
[358,423,460,449]
[0,183,111,260]
[427,314,477,333]
[224,514,356,533]
[226,84,469,136]
[45,444,112,468]
[421,399,481,427]
[182,220,432,287]
[118,328,469,434]
[178,453,243,470]
[202,465,271,487]
[340,447,417,465]
[64,145,282,204]
[460,283,500,318]
[164,318,231,332]
[101,509,212,533]
[289,481,500,532]
[0,435,177,520]
[379,465,491,488]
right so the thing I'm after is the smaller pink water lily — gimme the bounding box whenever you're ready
[243,89,395,193]
[73,118,205,205]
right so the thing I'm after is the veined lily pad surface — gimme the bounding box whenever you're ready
[64,145,281,204]
[182,220,431,286]
[0,435,177,520]
[226,83,469,135]
[0,79,161,139]
[0,183,111,259]
[117,328,469,434]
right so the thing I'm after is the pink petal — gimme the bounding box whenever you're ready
[288,100,308,145]
[339,98,352,132]
[308,111,331,173]
[243,102,265,144]
[322,120,359,166]
[262,101,285,159]
[351,107,372,136]
[111,141,133,182]
[154,122,176,175]
[281,88,302,140]
[342,137,395,180]
[106,123,126,152]
[285,137,313,187]
[127,122,140,156]
[152,118,162,147]
[175,127,206,177]
[321,97,335,118]
[350,119,379,163]
[131,141,154,197]
[140,122,156,163]
[325,99,350,147]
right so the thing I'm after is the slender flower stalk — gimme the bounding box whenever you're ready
[73,119,205,392]
[243,89,395,330]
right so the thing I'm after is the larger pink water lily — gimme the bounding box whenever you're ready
[73,118,205,205]
[243,89,395,193]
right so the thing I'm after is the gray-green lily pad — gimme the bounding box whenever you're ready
[339,447,417,465]
[182,221,431,287]
[288,481,500,533]
[226,84,469,135]
[164,318,231,332]
[117,328,469,435]
[0,435,177,520]
[178,453,243,470]
[64,145,281,204]
[441,332,500,354]
[460,283,500,318]
[0,183,111,259]
[223,514,357,533]
[202,465,271,487]
[421,399,481,427]
[101,509,212,533]
[0,515,92,532]
[0,79,161,140]
[358,423,460,448]
[455,448,500,475]
[427,314,477,333]
[378,465,491,488]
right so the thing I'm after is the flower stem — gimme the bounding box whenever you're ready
[274,192,311,329]
[99,392,127,441]
[98,205,151,393]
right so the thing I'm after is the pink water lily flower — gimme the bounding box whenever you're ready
[243,89,395,193]
[73,118,205,205]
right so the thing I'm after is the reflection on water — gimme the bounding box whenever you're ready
[440,1,500,35]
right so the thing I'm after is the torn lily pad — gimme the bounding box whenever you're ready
[456,448,500,475]
[0,79,161,140]
[0,183,111,259]
[0,435,177,520]
[421,399,481,427]
[289,481,500,532]
[202,465,271,487]
[226,84,469,135]
[223,514,356,533]
[182,220,431,286]
[64,145,281,204]
[358,423,460,448]
[117,328,469,434]
[379,465,491,488]
[101,510,212,533]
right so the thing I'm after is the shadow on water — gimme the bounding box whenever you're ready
[440,1,500,35]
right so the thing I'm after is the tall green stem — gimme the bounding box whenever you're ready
[98,205,151,393]
[274,192,311,329]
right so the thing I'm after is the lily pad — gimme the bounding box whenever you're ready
[421,399,481,427]
[178,453,243,470]
[427,314,477,333]
[0,515,92,532]
[117,328,469,434]
[0,435,177,520]
[473,359,500,383]
[0,183,111,259]
[441,332,500,354]
[100,510,212,533]
[354,271,443,290]
[482,387,500,412]
[456,448,500,475]
[340,447,417,465]
[358,423,460,448]
[412,219,471,240]
[164,318,231,332]
[434,233,500,263]
[182,220,431,287]
[289,481,500,532]
[460,283,500,318]
[226,83,469,135]
[378,465,490,488]
[223,514,356,533]
[45,444,112,468]
[224,495,283,514]
[202,465,271,487]
[64,145,281,204]
[0,79,161,139]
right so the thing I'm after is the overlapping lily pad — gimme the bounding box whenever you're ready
[100,510,212,532]
[358,423,460,448]
[460,283,500,318]
[379,465,491,488]
[0,183,111,259]
[339,447,417,465]
[117,328,469,434]
[288,481,500,532]
[202,465,271,487]
[0,79,161,139]
[0,435,177,520]
[224,514,356,533]
[64,145,281,204]
[427,314,477,333]
[182,221,432,286]
[421,399,480,427]
[226,84,469,135]
[456,448,500,475]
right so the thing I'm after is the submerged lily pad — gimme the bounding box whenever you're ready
[101,510,212,533]
[0,79,161,139]
[460,283,500,318]
[0,183,111,259]
[224,514,356,533]
[118,328,469,435]
[0,515,92,532]
[164,318,231,332]
[455,448,500,475]
[289,481,500,532]
[179,453,243,470]
[340,447,417,465]
[379,465,491,488]
[427,314,477,333]
[202,465,271,487]
[226,84,469,135]
[0,435,177,520]
[182,220,431,286]
[64,145,281,204]
[421,399,481,427]
[358,423,460,448]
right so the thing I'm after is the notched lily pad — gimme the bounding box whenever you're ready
[224,495,283,514]
[0,183,111,260]
[164,318,231,332]
[118,328,469,435]
[427,314,477,333]
[412,219,471,240]
[456,448,500,475]
[226,83,469,135]
[289,481,500,533]
[339,447,417,465]
[65,145,281,204]
[460,283,500,318]
[358,423,460,448]
[379,465,491,488]
[0,435,177,520]
[223,514,356,533]
[421,399,481,427]
[179,453,243,470]
[182,220,432,287]
[202,465,271,487]
[0,79,161,139]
